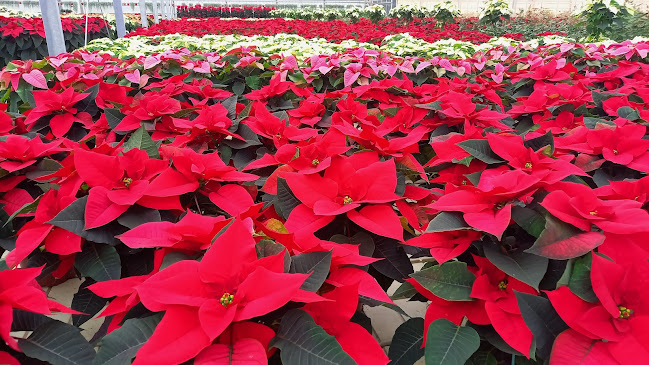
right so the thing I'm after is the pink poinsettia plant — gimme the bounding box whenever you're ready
[0,36,648,365]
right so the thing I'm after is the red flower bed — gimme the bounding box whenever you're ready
[0,40,648,364]
[0,16,109,67]
[177,5,276,18]
[128,18,494,44]
[0,16,107,38]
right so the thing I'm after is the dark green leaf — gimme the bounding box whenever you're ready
[484,241,548,290]
[19,321,96,365]
[74,243,121,282]
[122,126,159,158]
[224,123,261,149]
[372,236,414,281]
[466,351,497,365]
[104,108,126,130]
[425,319,480,365]
[388,318,425,365]
[457,139,505,164]
[93,314,163,365]
[290,251,332,292]
[71,280,108,327]
[3,195,39,228]
[269,309,356,365]
[568,252,598,302]
[616,106,640,121]
[527,215,604,260]
[47,196,124,245]
[515,291,569,359]
[117,206,161,229]
[523,131,554,154]
[511,206,545,238]
[11,309,53,331]
[409,261,475,301]
[275,177,301,220]
[426,212,470,233]
[256,239,290,272]
[391,281,418,300]
[233,81,245,95]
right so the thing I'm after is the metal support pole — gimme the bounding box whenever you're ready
[112,0,126,37]
[140,0,148,27]
[39,0,67,57]
[153,0,159,23]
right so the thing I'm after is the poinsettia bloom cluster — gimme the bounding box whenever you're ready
[0,37,648,365]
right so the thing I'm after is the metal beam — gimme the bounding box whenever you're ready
[112,0,127,37]
[39,0,66,57]
[140,0,148,27]
[153,0,159,23]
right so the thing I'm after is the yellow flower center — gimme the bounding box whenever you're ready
[312,158,320,166]
[589,210,598,216]
[613,149,618,155]
[524,162,533,169]
[220,292,234,307]
[618,305,633,319]
[498,281,508,290]
[343,195,353,205]
[123,177,133,187]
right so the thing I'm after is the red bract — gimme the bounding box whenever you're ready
[0,267,76,351]
[541,182,649,234]
[119,210,229,251]
[284,152,404,240]
[6,189,82,268]
[74,148,197,228]
[470,255,537,356]
[0,135,63,172]
[547,254,649,363]
[24,87,91,137]
[304,285,390,365]
[130,219,321,365]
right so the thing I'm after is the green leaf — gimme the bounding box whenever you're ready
[515,291,569,360]
[483,240,548,290]
[104,108,126,130]
[617,106,641,121]
[233,81,245,95]
[93,314,163,365]
[388,318,425,365]
[256,239,290,272]
[568,252,598,302]
[372,236,414,281]
[523,131,554,154]
[122,126,159,158]
[74,243,121,282]
[275,177,301,220]
[47,196,124,245]
[269,309,356,365]
[2,195,39,228]
[466,351,497,365]
[116,205,161,229]
[11,309,54,331]
[425,319,480,365]
[289,251,332,292]
[457,139,505,164]
[18,321,96,365]
[409,261,475,301]
[511,206,545,238]
[71,280,108,326]
[526,215,604,260]
[426,212,471,233]
[391,281,418,300]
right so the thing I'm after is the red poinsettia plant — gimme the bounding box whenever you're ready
[0,37,648,365]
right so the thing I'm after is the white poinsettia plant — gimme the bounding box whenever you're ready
[479,0,512,23]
